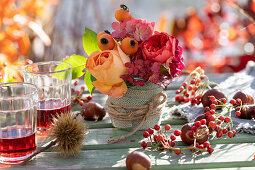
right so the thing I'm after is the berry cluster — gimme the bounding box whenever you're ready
[141,123,214,156]
[71,81,92,106]
[201,96,238,138]
[175,67,207,105]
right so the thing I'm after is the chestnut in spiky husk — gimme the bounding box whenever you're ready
[81,102,106,121]
[201,89,227,107]
[181,122,209,145]
[233,91,254,105]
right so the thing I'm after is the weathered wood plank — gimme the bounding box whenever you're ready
[37,124,255,151]
[12,143,255,169]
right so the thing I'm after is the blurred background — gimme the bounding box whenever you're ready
[0,0,255,83]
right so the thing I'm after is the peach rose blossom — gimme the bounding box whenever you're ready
[86,44,130,98]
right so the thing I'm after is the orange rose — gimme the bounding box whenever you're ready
[86,45,130,98]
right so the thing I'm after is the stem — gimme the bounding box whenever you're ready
[21,140,57,165]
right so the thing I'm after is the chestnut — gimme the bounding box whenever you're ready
[201,89,227,107]
[126,151,151,170]
[233,91,254,105]
[236,104,255,119]
[181,122,209,145]
[81,102,106,121]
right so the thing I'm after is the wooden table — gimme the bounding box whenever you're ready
[10,74,255,169]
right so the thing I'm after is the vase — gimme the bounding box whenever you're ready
[107,82,166,130]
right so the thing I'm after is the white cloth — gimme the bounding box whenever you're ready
[170,61,255,134]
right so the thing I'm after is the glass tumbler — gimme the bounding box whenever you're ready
[23,61,72,134]
[0,82,38,164]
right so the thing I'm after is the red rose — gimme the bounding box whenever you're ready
[140,32,179,65]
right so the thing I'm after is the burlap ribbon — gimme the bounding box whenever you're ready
[107,92,167,144]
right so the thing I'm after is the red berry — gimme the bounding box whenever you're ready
[75,90,80,96]
[235,111,241,117]
[174,149,181,155]
[175,96,180,102]
[79,101,84,106]
[210,104,216,110]
[74,81,78,86]
[174,130,181,136]
[216,126,221,131]
[182,82,188,87]
[184,98,190,103]
[179,96,184,102]
[196,95,202,100]
[147,128,154,135]
[188,85,193,90]
[223,128,228,134]
[198,145,204,149]
[207,147,214,154]
[153,135,158,142]
[209,121,216,129]
[191,91,195,95]
[212,100,218,105]
[203,141,210,148]
[157,134,164,141]
[164,124,171,131]
[230,99,236,105]
[205,106,210,111]
[143,131,150,138]
[195,121,201,127]
[236,98,242,105]
[232,130,236,135]
[225,117,231,123]
[205,112,211,117]
[194,86,198,91]
[170,141,175,147]
[191,126,198,132]
[216,131,223,138]
[221,98,227,104]
[141,141,148,149]
[210,110,215,115]
[71,88,75,93]
[185,93,190,97]
[201,119,206,125]
[208,116,215,121]
[81,86,85,91]
[219,116,224,121]
[209,96,216,101]
[176,90,180,94]
[170,135,176,141]
[190,79,196,84]
[189,132,194,138]
[228,131,234,138]
[154,124,160,131]
[87,96,93,102]
[179,86,184,92]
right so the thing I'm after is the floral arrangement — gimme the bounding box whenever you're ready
[60,4,184,98]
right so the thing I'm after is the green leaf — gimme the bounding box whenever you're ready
[84,71,95,95]
[64,55,87,79]
[54,55,87,80]
[83,27,101,56]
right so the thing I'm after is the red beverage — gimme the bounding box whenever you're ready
[37,99,71,131]
[0,128,36,164]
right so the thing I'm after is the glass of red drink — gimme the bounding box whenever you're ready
[23,61,72,134]
[0,82,38,164]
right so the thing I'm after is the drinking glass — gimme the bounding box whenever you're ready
[0,82,38,164]
[23,61,72,134]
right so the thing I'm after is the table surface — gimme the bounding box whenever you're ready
[8,73,255,169]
